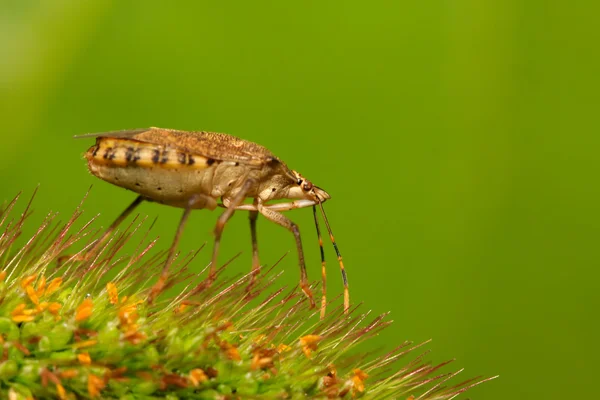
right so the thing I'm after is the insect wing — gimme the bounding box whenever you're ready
[75,128,275,166]
[74,128,149,140]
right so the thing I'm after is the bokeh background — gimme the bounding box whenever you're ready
[1,2,598,399]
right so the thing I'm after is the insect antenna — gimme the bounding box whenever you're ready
[317,201,349,314]
[312,205,327,319]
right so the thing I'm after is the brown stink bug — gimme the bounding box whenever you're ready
[77,127,348,316]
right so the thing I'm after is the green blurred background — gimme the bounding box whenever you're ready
[1,1,598,398]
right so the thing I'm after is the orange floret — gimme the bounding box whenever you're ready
[189,369,208,387]
[118,300,142,325]
[219,340,241,361]
[76,298,93,322]
[351,368,368,396]
[176,303,188,313]
[300,335,321,358]
[277,343,291,353]
[175,299,201,314]
[123,330,147,345]
[11,303,26,316]
[21,274,37,289]
[12,315,35,323]
[73,339,97,349]
[107,282,118,305]
[59,369,79,379]
[88,373,106,398]
[48,302,62,315]
[36,275,46,296]
[251,347,277,370]
[56,384,67,400]
[26,285,40,305]
[253,334,267,344]
[45,277,63,296]
[78,352,92,365]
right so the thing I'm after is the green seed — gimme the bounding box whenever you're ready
[38,335,51,352]
[20,320,38,341]
[8,346,25,361]
[0,359,18,379]
[50,350,77,362]
[132,380,158,395]
[17,361,40,383]
[0,317,19,341]
[47,323,73,350]
[144,345,160,365]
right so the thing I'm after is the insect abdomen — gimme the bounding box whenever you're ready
[86,138,217,209]
[86,138,213,169]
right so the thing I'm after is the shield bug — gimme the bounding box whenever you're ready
[78,127,348,316]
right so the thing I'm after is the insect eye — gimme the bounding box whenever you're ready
[297,178,302,185]
[303,182,313,191]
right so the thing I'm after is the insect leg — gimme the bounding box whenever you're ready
[312,205,327,319]
[257,203,316,309]
[208,178,256,283]
[147,204,192,303]
[148,193,212,304]
[58,195,145,265]
[98,196,145,247]
[248,198,261,290]
[226,199,316,212]
[318,202,349,314]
